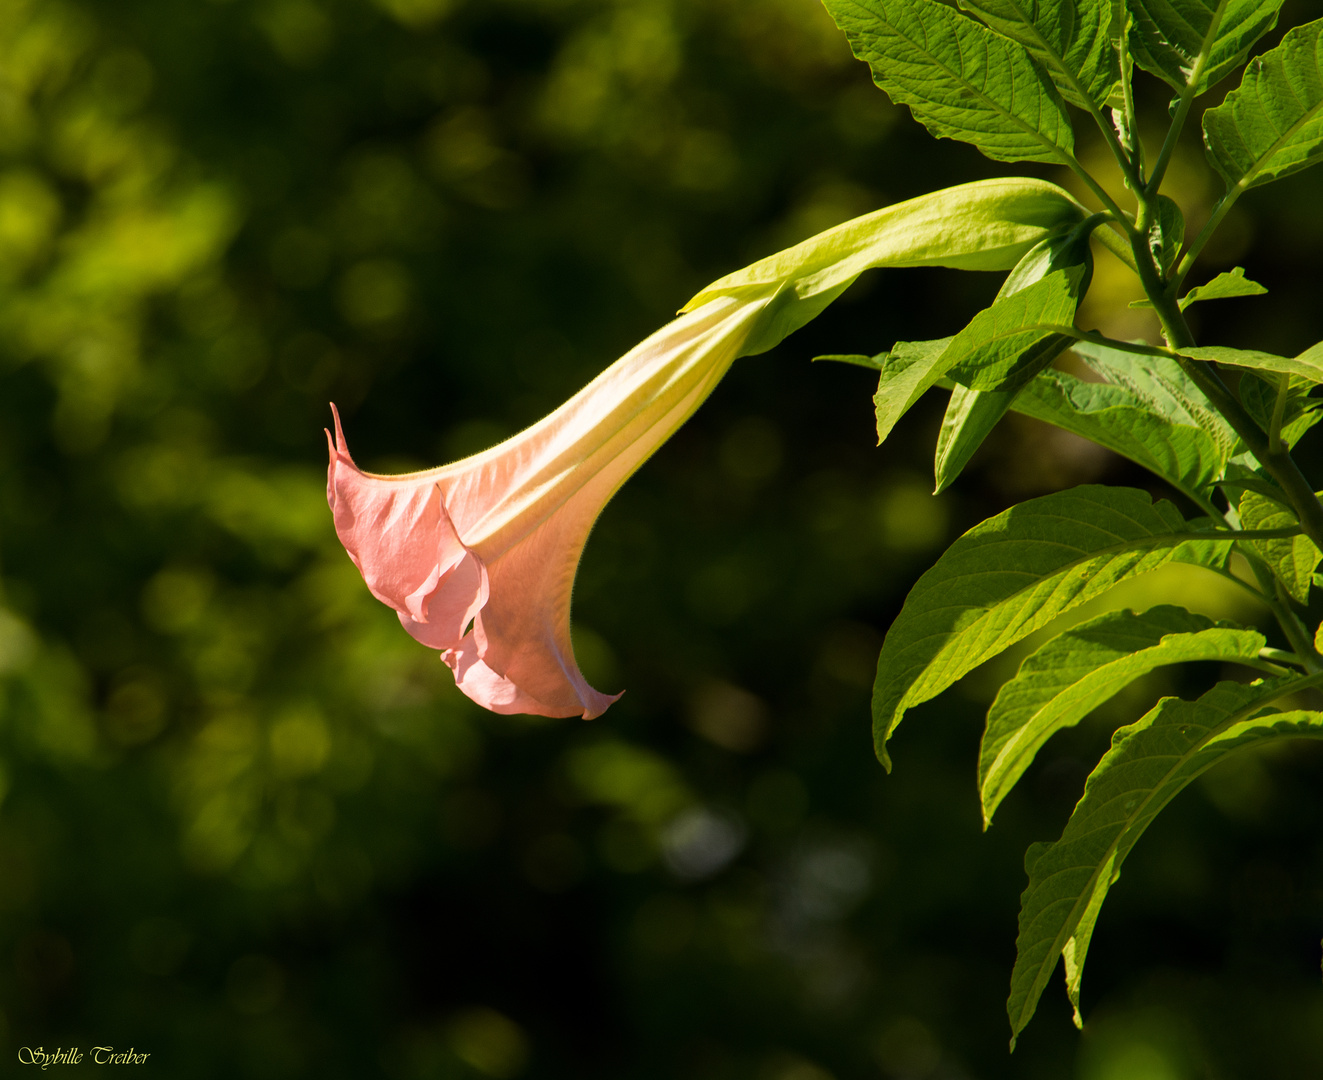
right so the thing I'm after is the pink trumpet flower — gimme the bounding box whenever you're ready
[327,178,1087,720]
[327,294,770,719]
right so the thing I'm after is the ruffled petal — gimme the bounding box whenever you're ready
[442,632,604,718]
[327,408,483,651]
[397,550,488,650]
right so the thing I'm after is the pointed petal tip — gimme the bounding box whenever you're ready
[329,402,349,457]
[580,688,623,721]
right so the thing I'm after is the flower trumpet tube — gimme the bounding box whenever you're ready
[329,294,770,719]
[327,178,1086,719]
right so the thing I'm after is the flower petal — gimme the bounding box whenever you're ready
[327,408,484,650]
[443,631,616,718]
[397,550,488,650]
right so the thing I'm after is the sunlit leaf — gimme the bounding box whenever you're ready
[933,385,1018,495]
[1008,678,1323,1045]
[874,337,955,442]
[872,485,1235,766]
[957,0,1119,108]
[1203,17,1323,189]
[1179,266,1267,309]
[1180,342,1323,383]
[932,226,1095,492]
[1073,340,1240,456]
[1128,0,1284,92]
[942,269,1081,391]
[1011,369,1228,501]
[823,0,1074,164]
[979,605,1265,826]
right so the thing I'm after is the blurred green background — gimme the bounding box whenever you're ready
[2,0,1322,1076]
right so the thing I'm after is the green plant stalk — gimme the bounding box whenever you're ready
[1124,218,1323,668]
[1260,646,1307,667]
[1241,550,1323,674]
[1128,235,1323,558]
[1268,374,1291,456]
[1273,579,1323,673]
[1062,154,1132,225]
[1173,188,1240,288]
[1005,14,1144,197]
[1146,0,1231,198]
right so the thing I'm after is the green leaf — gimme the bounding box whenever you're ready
[1073,340,1240,455]
[1202,17,1323,190]
[1239,372,1323,448]
[931,224,1096,492]
[1217,461,1289,506]
[1012,369,1229,501]
[1128,0,1284,93]
[813,353,885,370]
[875,337,955,443]
[1151,194,1184,274]
[1179,266,1267,310]
[1008,678,1323,1046]
[957,0,1119,109]
[1180,341,1323,383]
[872,485,1235,766]
[823,0,1074,164]
[943,269,1081,391]
[979,605,1265,826]
[1239,489,1321,605]
[933,385,1018,495]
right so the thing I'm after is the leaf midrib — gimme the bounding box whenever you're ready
[989,0,1104,110]
[1185,0,1232,89]
[863,5,1071,161]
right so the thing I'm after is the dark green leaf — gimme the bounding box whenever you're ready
[1217,461,1289,505]
[1203,17,1323,189]
[872,485,1235,765]
[1239,488,1320,604]
[1239,372,1322,448]
[1012,368,1228,500]
[980,606,1265,825]
[1008,678,1323,1045]
[958,0,1119,108]
[1128,0,1284,93]
[874,337,955,442]
[823,0,1074,164]
[1152,194,1184,274]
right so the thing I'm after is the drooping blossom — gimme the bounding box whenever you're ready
[327,178,1087,719]
[329,295,770,719]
